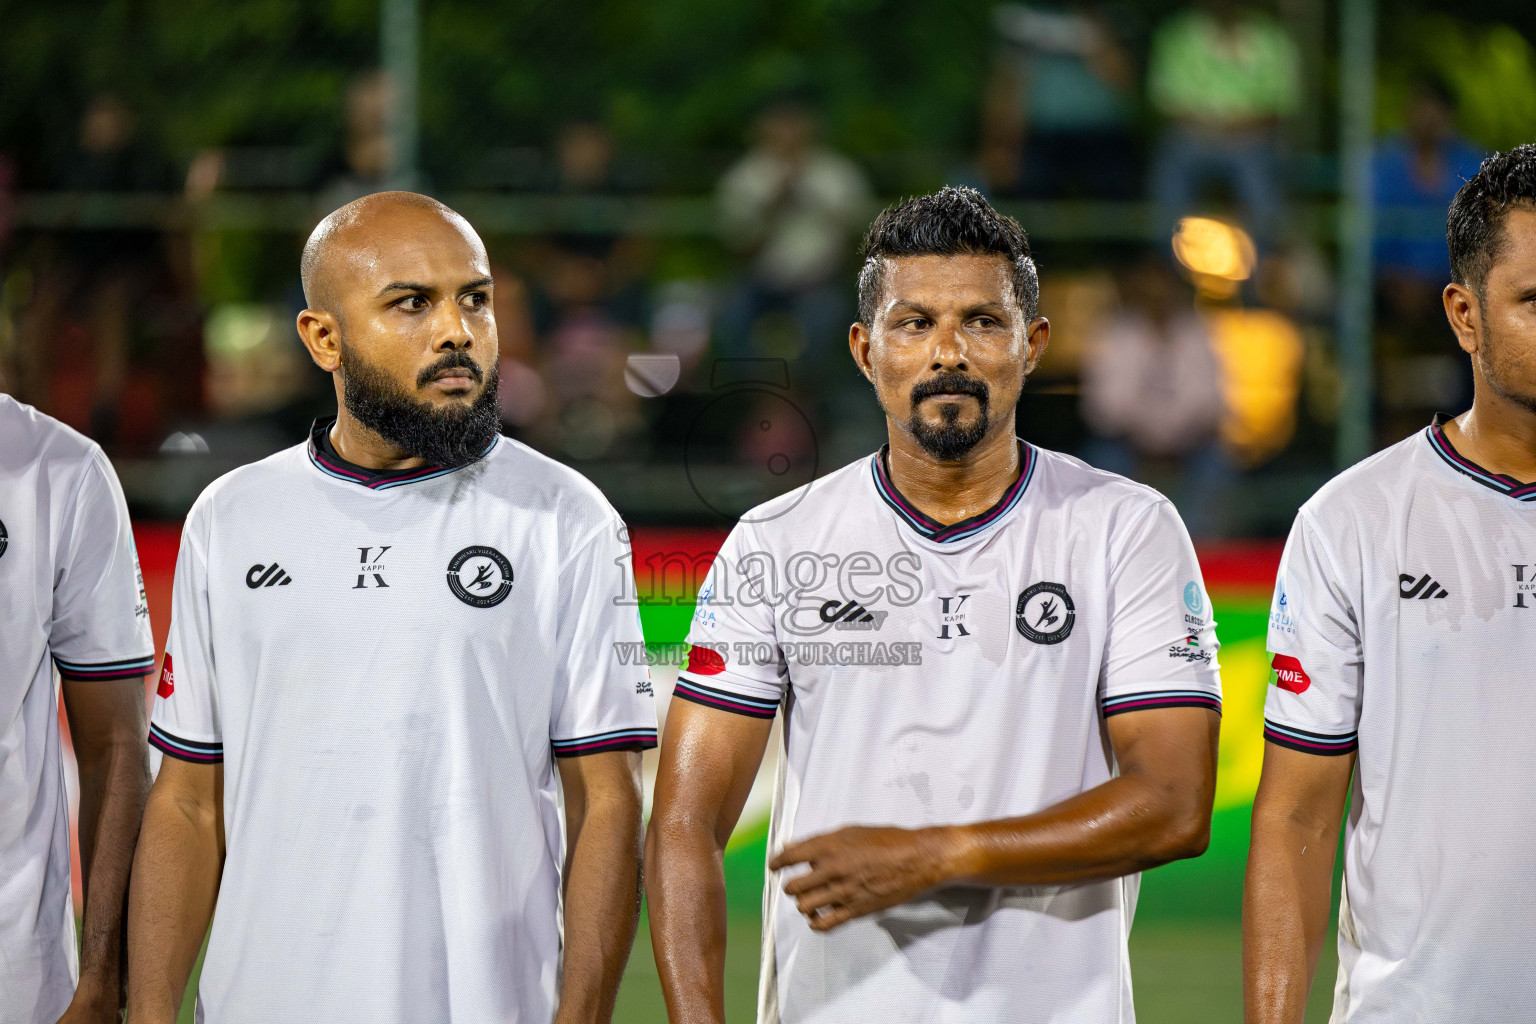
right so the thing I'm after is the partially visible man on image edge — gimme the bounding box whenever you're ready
[646,187,1222,1023]
[125,191,656,1023]
[1244,146,1536,1023]
[0,396,154,1024]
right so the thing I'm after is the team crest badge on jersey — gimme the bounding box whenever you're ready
[0,517,8,559]
[1016,581,1075,644]
[446,546,514,608]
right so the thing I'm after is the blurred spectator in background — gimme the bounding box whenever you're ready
[520,121,652,460]
[492,264,548,439]
[981,3,1138,199]
[1081,255,1230,536]
[318,71,397,211]
[12,93,185,448]
[716,102,872,378]
[1374,77,1484,292]
[1148,0,1300,247]
[1372,76,1484,437]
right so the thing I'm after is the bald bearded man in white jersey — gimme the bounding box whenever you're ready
[1245,147,1536,1023]
[646,187,1223,1024]
[125,193,656,1023]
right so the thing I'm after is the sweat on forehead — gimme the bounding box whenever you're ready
[300,191,483,310]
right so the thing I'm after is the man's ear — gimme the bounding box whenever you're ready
[297,309,342,372]
[1023,317,1051,375]
[849,321,874,383]
[1442,283,1480,356]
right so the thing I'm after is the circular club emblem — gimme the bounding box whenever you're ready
[446,546,514,608]
[0,518,7,559]
[1016,581,1075,645]
[1183,581,1204,616]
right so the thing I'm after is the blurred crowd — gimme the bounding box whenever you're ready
[0,0,1521,536]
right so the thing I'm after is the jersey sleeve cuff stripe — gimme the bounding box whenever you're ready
[1263,719,1358,755]
[149,724,224,763]
[674,677,780,719]
[1102,691,1222,717]
[551,728,659,757]
[55,654,156,680]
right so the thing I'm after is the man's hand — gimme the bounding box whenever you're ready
[771,825,966,931]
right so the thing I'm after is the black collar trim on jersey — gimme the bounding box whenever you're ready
[306,418,497,491]
[1426,413,1536,502]
[869,440,1036,543]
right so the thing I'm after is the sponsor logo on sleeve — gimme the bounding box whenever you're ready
[1268,582,1299,650]
[156,654,175,698]
[1270,653,1311,694]
[684,644,727,675]
[1168,634,1213,664]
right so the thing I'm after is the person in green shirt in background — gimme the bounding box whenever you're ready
[1148,0,1302,248]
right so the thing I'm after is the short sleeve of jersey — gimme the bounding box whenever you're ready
[49,447,155,682]
[672,522,787,720]
[548,515,659,758]
[1261,510,1362,755]
[149,508,223,763]
[1098,499,1223,718]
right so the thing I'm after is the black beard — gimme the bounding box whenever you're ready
[906,371,991,461]
[339,343,501,468]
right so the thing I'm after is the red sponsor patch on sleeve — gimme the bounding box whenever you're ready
[683,644,726,676]
[156,654,175,698]
[1271,653,1311,694]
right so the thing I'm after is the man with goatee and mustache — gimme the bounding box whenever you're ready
[125,192,657,1024]
[647,187,1221,1024]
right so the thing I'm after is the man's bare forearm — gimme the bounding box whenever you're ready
[72,729,151,1005]
[556,787,644,1024]
[645,817,731,1024]
[125,776,222,1024]
[942,769,1213,888]
[1242,743,1352,1024]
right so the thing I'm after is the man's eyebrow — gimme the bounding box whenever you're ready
[377,281,433,297]
[459,276,494,292]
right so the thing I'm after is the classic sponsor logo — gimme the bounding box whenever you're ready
[1184,582,1205,616]
[937,594,972,640]
[246,563,293,588]
[1398,573,1449,600]
[157,654,175,698]
[1016,581,1075,645]
[354,545,392,589]
[446,546,514,608]
[636,678,654,696]
[1271,653,1311,694]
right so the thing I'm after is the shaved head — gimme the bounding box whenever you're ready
[294,190,500,468]
[301,191,486,312]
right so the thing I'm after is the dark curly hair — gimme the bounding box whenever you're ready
[1447,144,1536,295]
[856,186,1039,325]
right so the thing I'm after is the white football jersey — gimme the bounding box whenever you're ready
[0,395,154,1024]
[1264,415,1536,1023]
[676,441,1222,1024]
[150,421,656,1023]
